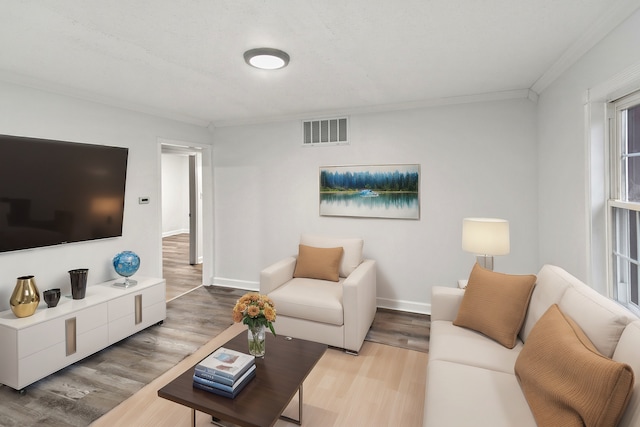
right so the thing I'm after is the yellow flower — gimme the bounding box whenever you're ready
[247,305,261,317]
[232,309,244,323]
[264,306,276,322]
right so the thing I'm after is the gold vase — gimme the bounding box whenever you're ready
[10,275,40,318]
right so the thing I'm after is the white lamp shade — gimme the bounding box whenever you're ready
[462,218,510,256]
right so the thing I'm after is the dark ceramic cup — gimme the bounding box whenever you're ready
[43,288,61,308]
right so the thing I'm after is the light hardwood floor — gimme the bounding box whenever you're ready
[92,323,428,427]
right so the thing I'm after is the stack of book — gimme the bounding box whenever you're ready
[192,347,256,398]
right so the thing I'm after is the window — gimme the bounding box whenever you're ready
[609,90,640,314]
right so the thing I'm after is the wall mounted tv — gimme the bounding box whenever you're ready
[0,134,128,253]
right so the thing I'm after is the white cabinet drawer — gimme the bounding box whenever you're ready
[109,300,166,344]
[107,283,165,321]
[18,304,108,357]
[18,324,109,388]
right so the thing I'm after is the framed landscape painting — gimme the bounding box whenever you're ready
[319,164,420,219]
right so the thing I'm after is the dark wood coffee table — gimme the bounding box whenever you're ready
[158,330,327,427]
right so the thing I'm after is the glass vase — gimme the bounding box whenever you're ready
[248,324,266,357]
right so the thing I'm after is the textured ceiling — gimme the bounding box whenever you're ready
[0,0,638,127]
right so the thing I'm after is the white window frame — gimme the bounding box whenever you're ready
[608,90,640,316]
[585,61,640,306]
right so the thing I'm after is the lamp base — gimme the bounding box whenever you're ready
[476,255,494,271]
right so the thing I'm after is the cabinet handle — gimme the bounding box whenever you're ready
[135,294,142,325]
[65,317,77,356]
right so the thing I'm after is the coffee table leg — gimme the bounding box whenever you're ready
[192,408,196,427]
[279,384,303,425]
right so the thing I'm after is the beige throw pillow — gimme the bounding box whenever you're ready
[293,244,344,282]
[300,234,363,277]
[453,263,536,349]
[515,304,634,427]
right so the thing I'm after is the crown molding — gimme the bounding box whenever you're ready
[585,61,640,103]
[211,89,534,128]
[531,0,640,94]
[0,69,211,127]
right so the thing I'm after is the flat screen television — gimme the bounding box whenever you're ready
[0,134,128,253]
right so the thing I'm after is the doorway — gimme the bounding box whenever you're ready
[160,142,210,301]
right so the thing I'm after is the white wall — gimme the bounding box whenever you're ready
[0,81,213,310]
[537,8,640,292]
[161,153,190,236]
[212,98,539,313]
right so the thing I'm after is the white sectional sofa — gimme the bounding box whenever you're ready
[424,264,640,427]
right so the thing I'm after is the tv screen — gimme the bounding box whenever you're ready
[0,134,128,253]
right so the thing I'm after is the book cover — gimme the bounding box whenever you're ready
[193,365,256,393]
[192,367,256,398]
[195,347,255,381]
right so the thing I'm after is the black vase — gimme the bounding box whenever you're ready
[69,269,88,300]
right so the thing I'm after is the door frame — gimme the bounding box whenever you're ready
[158,138,213,286]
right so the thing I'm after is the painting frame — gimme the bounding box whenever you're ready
[319,164,420,219]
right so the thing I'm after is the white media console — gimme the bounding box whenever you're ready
[0,277,166,392]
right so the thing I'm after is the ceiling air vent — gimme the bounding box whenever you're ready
[302,117,349,146]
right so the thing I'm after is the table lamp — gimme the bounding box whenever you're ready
[462,218,510,271]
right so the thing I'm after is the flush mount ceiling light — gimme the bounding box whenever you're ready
[243,48,290,70]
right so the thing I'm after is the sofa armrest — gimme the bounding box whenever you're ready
[431,286,465,322]
[343,259,377,353]
[260,256,297,295]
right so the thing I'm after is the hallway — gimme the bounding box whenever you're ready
[162,233,203,301]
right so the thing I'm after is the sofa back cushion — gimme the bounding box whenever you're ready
[559,285,635,358]
[520,265,573,341]
[453,263,536,349]
[613,321,640,427]
[300,234,363,277]
[515,304,634,427]
[522,265,636,358]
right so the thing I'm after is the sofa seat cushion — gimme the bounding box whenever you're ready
[453,263,536,349]
[268,277,344,326]
[424,360,536,427]
[515,305,634,427]
[430,320,523,374]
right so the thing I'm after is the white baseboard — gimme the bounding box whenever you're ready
[211,277,259,291]
[162,229,189,238]
[376,297,431,315]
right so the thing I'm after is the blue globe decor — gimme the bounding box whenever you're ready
[113,251,140,288]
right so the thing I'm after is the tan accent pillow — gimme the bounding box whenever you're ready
[453,263,536,348]
[515,304,634,427]
[293,244,344,282]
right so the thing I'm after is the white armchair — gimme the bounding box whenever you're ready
[260,234,377,355]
